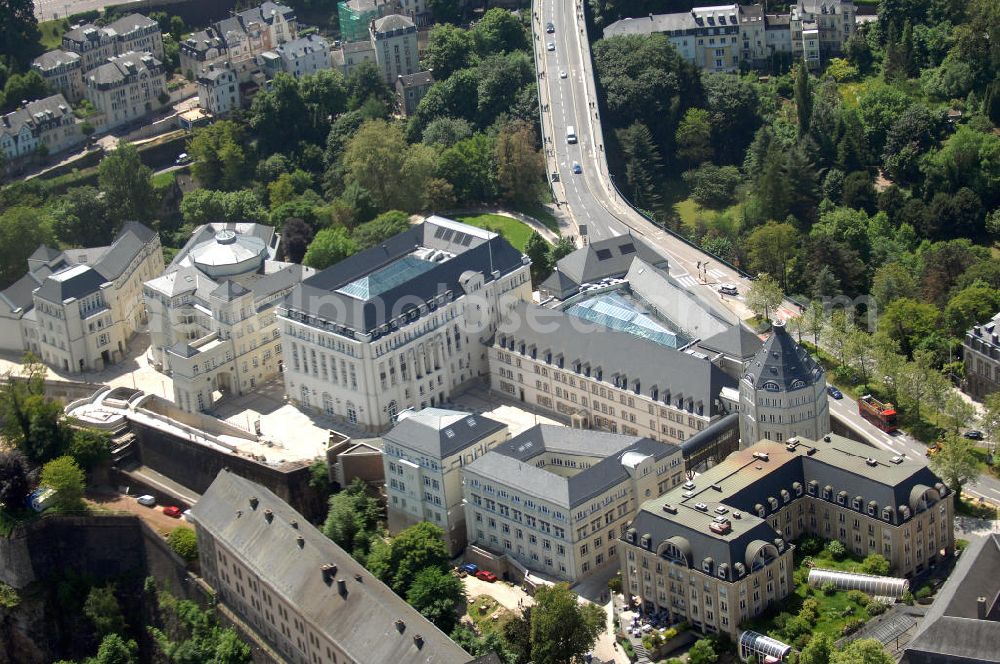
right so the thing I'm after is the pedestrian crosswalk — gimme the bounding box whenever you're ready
[674,275,698,288]
[708,268,725,279]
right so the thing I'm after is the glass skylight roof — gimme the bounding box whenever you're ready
[336,255,437,300]
[566,291,688,349]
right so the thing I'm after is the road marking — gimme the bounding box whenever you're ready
[708,269,725,279]
[675,275,698,288]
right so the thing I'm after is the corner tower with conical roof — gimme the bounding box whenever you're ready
[738,320,830,447]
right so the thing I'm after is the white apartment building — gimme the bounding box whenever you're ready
[370,14,418,85]
[604,0,855,71]
[84,51,167,131]
[144,223,313,414]
[738,320,830,446]
[382,408,509,555]
[278,216,531,433]
[0,94,83,162]
[271,34,332,78]
[463,425,685,583]
[31,50,85,102]
[61,13,163,72]
[180,2,298,80]
[196,62,241,116]
[0,223,163,372]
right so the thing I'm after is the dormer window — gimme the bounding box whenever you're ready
[763,381,780,392]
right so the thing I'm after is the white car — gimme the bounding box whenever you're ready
[547,42,555,52]
[718,283,738,296]
[559,70,567,79]
[136,494,156,507]
[182,509,194,522]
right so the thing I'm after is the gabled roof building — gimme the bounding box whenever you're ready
[0,94,83,162]
[622,435,954,640]
[191,469,478,664]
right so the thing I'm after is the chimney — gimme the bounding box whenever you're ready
[296,535,305,548]
[249,496,259,509]
[321,564,337,584]
[291,520,299,529]
[978,596,987,620]
[337,578,348,597]
[413,635,424,649]
[394,619,406,633]
[264,509,273,523]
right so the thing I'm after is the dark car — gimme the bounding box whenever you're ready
[963,430,984,440]
[827,386,843,400]
[546,22,555,33]
[571,162,582,174]
[458,563,479,575]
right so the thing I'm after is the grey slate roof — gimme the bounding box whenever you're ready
[1,94,74,135]
[383,408,507,459]
[275,34,329,58]
[540,234,668,299]
[191,470,473,664]
[373,13,416,34]
[466,425,680,507]
[105,12,158,35]
[743,321,824,391]
[34,264,108,303]
[32,49,81,71]
[628,436,950,574]
[87,52,162,87]
[904,534,1000,664]
[604,12,697,38]
[211,280,252,301]
[398,71,434,88]
[497,302,735,416]
[287,217,525,334]
[93,222,156,281]
[0,271,45,317]
[698,323,763,361]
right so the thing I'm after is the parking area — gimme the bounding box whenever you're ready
[87,490,188,536]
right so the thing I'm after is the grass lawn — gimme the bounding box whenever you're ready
[672,197,743,238]
[151,170,177,188]
[514,201,561,234]
[456,214,538,251]
[38,19,68,50]
[466,594,513,636]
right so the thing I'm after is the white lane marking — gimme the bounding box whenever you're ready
[708,269,725,279]
[675,275,698,288]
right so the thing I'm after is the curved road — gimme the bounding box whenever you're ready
[531,0,798,324]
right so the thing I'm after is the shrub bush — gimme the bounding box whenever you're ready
[842,618,865,636]
[797,535,825,556]
[866,601,887,617]
[901,590,915,605]
[826,540,847,561]
[167,527,198,562]
[861,553,890,576]
[847,590,869,605]
[821,581,837,595]
[915,585,933,600]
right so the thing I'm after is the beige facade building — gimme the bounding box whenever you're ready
[192,470,478,664]
[464,425,685,583]
[31,50,85,102]
[370,14,418,85]
[0,94,83,162]
[622,436,954,640]
[61,13,163,72]
[0,223,163,372]
[144,223,312,413]
[84,52,167,131]
[963,311,1000,401]
[278,216,531,433]
[382,408,509,555]
[180,2,298,79]
[196,62,241,116]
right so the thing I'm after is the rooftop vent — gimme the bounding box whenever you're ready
[752,452,769,462]
[414,635,424,649]
[354,574,363,582]
[711,484,723,492]
[732,511,742,519]
[291,520,299,529]
[682,491,695,499]
[337,578,348,597]
[264,509,273,523]
[395,619,406,633]
[715,506,728,515]
[321,564,337,584]
[662,503,678,514]
[806,448,817,456]
[695,502,708,511]
[249,496,258,509]
[683,481,696,490]
[823,435,832,442]
[709,519,731,535]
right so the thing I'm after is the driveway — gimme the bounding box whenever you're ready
[87,490,187,537]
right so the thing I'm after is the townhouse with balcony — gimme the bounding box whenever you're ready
[622,435,954,640]
[0,94,83,162]
[463,425,685,583]
[84,51,167,131]
[278,216,531,432]
[31,50,85,102]
[382,408,509,555]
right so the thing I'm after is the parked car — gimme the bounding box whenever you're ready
[175,152,192,165]
[547,42,555,51]
[571,161,582,174]
[137,495,156,507]
[926,442,942,457]
[459,563,479,575]
[718,283,738,296]
[963,430,984,440]
[826,385,843,400]
[546,22,555,33]
[475,570,498,582]
[560,70,567,79]
[162,505,182,518]
[182,509,193,522]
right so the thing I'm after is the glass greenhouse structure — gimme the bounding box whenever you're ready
[807,568,910,598]
[738,631,792,663]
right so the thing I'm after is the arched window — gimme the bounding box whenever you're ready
[763,381,780,392]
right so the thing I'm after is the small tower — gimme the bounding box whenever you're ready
[739,320,830,447]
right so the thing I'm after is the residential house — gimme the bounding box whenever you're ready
[396,70,434,116]
[963,311,1000,401]
[0,94,83,162]
[196,62,241,116]
[31,50,85,102]
[84,52,167,131]
[370,14,418,85]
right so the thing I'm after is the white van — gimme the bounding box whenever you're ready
[566,126,577,144]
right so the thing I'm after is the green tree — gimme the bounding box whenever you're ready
[88,634,138,664]
[1,71,49,113]
[84,585,127,637]
[180,189,268,226]
[249,73,308,152]
[321,478,382,561]
[342,120,419,211]
[69,428,111,471]
[346,61,392,110]
[803,300,826,347]
[0,0,40,72]
[0,450,30,510]
[794,62,812,135]
[745,274,783,322]
[861,553,891,576]
[982,392,1000,450]
[98,143,155,226]
[930,434,980,495]
[550,237,576,263]
[687,639,718,664]
[422,117,473,148]
[40,456,85,511]
[682,163,742,208]
[303,227,358,270]
[702,71,760,162]
[352,210,411,249]
[877,298,941,359]
[54,186,115,247]
[495,121,543,206]
[529,583,604,664]
[471,7,528,55]
[830,639,894,664]
[846,329,877,390]
[675,108,713,165]
[367,522,451,597]
[406,567,465,633]
[798,632,833,664]
[616,121,663,210]
[525,231,551,284]
[871,262,918,308]
[747,222,799,292]
[437,133,497,204]
[167,527,198,561]
[944,283,1000,338]
[188,121,248,191]
[0,206,55,288]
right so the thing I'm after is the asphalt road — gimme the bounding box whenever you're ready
[531,0,799,326]
[829,389,1000,504]
[34,0,139,21]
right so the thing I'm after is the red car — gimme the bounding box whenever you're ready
[162,505,182,518]
[475,570,498,583]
